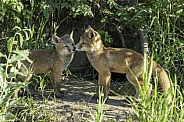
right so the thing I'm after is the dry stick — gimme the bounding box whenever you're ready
[116,25,126,48]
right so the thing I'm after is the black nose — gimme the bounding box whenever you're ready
[73,47,76,51]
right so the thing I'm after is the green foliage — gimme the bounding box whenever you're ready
[96,87,107,122]
[0,0,95,121]
[87,87,107,122]
[98,30,114,46]
[118,0,184,121]
[13,97,57,121]
[69,0,94,18]
[129,55,184,122]
[0,0,183,121]
[0,30,30,121]
[112,0,184,84]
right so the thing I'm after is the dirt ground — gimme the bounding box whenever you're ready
[34,76,137,122]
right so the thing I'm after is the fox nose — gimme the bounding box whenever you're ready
[73,47,76,51]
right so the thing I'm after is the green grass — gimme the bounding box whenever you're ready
[1,0,183,121]
[86,52,183,122]
[128,54,183,122]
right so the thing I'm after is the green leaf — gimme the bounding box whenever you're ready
[19,33,23,48]
[14,32,24,48]
[9,98,23,107]
[8,50,31,64]
[176,9,183,16]
[7,37,14,52]
[8,82,26,89]
[0,92,13,107]
[8,72,16,78]
[5,113,16,120]
[0,52,6,58]
[17,5,22,12]
[14,50,31,63]
[13,26,21,31]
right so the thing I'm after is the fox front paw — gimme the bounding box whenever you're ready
[55,91,64,98]
[92,93,109,104]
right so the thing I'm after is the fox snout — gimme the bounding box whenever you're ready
[73,46,76,51]
[67,45,76,53]
[70,46,76,52]
[74,43,82,51]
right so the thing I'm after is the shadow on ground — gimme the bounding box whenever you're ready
[34,77,137,122]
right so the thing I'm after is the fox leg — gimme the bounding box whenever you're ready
[132,83,152,99]
[51,70,62,98]
[13,72,32,98]
[98,72,111,100]
[133,85,140,98]
[60,72,65,80]
[126,73,152,99]
[96,74,102,97]
[126,73,140,98]
[23,74,34,95]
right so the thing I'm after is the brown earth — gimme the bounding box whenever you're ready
[34,76,138,122]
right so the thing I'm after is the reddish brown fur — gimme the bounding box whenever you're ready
[75,24,171,101]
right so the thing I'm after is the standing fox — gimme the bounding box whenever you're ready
[75,23,171,101]
[14,31,75,98]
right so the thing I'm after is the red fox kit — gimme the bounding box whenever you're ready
[75,23,171,101]
[14,31,75,98]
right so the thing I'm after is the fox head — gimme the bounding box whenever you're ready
[52,31,75,54]
[75,23,104,52]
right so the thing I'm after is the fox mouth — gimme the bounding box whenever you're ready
[69,50,75,53]
[74,46,83,51]
[75,48,82,51]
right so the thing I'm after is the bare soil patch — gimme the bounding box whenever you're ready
[34,77,137,122]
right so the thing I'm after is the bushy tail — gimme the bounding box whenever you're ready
[152,61,172,103]
[152,61,171,93]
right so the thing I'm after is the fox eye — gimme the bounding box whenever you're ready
[82,42,86,45]
[64,45,68,47]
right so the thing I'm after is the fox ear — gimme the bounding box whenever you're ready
[52,35,59,44]
[90,31,95,39]
[88,30,96,39]
[84,22,91,31]
[70,30,73,39]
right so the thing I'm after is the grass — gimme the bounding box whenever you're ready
[1,42,182,121]
[85,50,183,122]
[122,52,183,122]
[87,87,107,122]
[1,0,183,121]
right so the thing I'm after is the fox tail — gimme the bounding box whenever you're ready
[152,61,172,102]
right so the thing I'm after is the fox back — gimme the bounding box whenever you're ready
[15,31,75,98]
[28,32,75,74]
[75,24,144,74]
[75,23,171,102]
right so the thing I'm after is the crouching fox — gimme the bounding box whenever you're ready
[75,23,171,102]
[14,31,75,98]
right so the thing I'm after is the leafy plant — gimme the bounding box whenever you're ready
[87,87,107,122]
[0,0,183,121]
[0,28,31,121]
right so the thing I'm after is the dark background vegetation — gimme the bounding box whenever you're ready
[1,0,183,84]
[0,0,183,121]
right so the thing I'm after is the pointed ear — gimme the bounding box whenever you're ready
[89,31,95,39]
[70,30,73,39]
[88,30,97,39]
[84,22,91,31]
[52,35,59,44]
